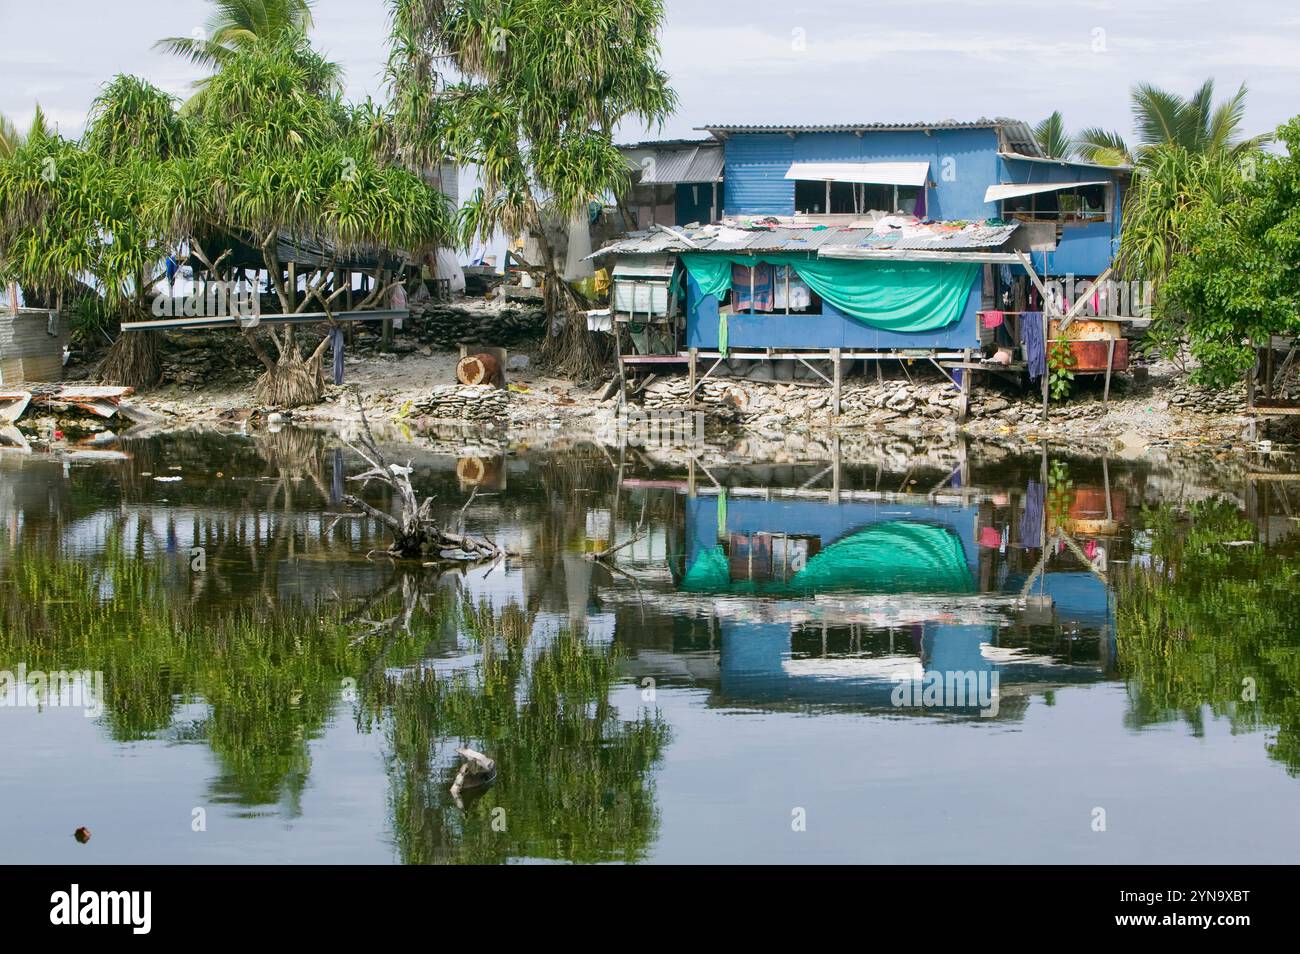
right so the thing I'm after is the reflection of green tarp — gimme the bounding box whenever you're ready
[681,252,978,333]
[682,521,975,596]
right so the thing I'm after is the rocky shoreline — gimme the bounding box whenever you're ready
[35,303,1292,464]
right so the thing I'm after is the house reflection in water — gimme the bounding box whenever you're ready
[630,468,1122,718]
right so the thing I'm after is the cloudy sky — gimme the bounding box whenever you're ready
[1,0,1296,145]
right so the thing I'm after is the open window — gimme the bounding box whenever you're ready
[986,181,1112,224]
[727,262,822,315]
[794,180,922,215]
[786,161,929,217]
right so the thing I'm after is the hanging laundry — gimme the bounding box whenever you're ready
[981,310,1005,329]
[1019,480,1045,548]
[1020,311,1046,381]
[773,265,813,311]
[731,262,774,312]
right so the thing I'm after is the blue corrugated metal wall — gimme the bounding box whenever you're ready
[998,155,1124,276]
[685,267,982,351]
[722,128,1002,220]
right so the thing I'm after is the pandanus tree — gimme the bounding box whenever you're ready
[149,37,449,406]
[386,0,677,381]
[0,81,185,387]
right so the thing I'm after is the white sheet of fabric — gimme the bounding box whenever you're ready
[435,248,466,294]
[773,265,813,310]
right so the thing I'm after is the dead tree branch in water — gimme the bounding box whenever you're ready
[342,391,510,562]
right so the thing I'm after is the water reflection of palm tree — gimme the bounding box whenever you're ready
[1117,499,1300,775]
[381,597,669,864]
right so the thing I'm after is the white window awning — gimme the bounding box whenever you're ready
[985,180,1110,202]
[784,161,930,187]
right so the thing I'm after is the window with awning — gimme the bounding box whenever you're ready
[785,162,930,186]
[787,162,930,216]
[985,180,1112,223]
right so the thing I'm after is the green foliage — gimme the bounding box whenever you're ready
[1074,126,1133,167]
[1158,117,1300,387]
[388,0,675,248]
[1118,500,1300,776]
[153,36,447,262]
[1047,337,1077,399]
[1033,111,1073,161]
[0,79,179,312]
[154,0,335,94]
[382,627,669,864]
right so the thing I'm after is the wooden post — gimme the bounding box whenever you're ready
[1247,339,1257,410]
[1266,337,1275,400]
[830,434,842,505]
[613,318,627,406]
[7,281,18,315]
[688,346,698,407]
[831,347,842,416]
[959,347,972,422]
[1102,338,1116,409]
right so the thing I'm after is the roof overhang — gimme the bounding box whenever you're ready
[997,151,1133,173]
[818,249,1026,264]
[984,180,1110,202]
[785,161,930,187]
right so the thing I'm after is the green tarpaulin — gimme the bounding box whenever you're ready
[681,521,975,597]
[681,252,978,334]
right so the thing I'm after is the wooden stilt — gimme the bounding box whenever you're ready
[830,435,842,505]
[1102,338,1116,409]
[959,347,972,422]
[831,347,842,416]
[613,318,628,405]
[688,346,698,408]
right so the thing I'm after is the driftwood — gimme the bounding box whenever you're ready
[450,747,497,806]
[341,391,510,562]
[585,501,648,562]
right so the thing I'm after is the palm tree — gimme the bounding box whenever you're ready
[1075,79,1268,165]
[1073,126,1133,167]
[156,0,317,70]
[386,0,677,380]
[150,36,448,406]
[1033,111,1073,160]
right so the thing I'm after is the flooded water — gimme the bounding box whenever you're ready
[2,428,1298,864]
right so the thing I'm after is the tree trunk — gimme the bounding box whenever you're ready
[99,330,162,389]
[253,333,326,408]
[515,209,605,382]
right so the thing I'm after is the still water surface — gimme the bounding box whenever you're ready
[1,429,1297,863]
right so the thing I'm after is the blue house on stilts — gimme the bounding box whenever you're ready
[601,118,1134,409]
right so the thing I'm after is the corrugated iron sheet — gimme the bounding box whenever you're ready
[637,145,724,184]
[592,218,1018,258]
[699,118,1044,159]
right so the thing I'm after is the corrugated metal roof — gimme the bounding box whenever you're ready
[591,217,1019,258]
[701,119,1006,133]
[699,118,1044,159]
[639,144,725,184]
[985,180,1110,202]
